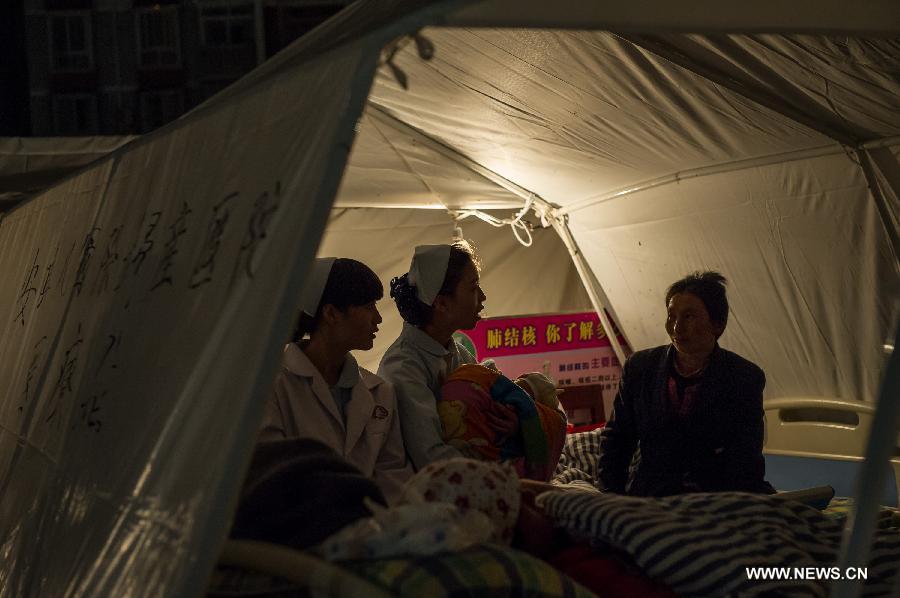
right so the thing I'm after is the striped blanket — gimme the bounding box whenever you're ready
[552,428,603,488]
[536,490,900,597]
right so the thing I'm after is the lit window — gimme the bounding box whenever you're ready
[199,2,254,47]
[49,13,93,72]
[52,94,98,135]
[139,90,185,133]
[136,6,181,68]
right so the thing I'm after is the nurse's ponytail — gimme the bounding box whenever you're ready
[291,312,317,342]
[390,273,428,327]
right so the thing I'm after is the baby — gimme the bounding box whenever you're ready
[438,364,567,481]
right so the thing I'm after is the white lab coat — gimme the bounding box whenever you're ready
[260,343,412,503]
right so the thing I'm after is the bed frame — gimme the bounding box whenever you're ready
[763,397,900,506]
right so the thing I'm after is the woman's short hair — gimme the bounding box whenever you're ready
[390,240,480,327]
[293,258,383,340]
[665,271,729,328]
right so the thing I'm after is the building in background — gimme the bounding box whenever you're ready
[0,2,31,136]
[22,0,349,136]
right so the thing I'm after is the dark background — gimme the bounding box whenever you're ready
[0,0,350,137]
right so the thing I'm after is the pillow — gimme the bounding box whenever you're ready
[402,458,521,544]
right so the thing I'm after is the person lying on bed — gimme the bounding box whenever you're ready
[259,257,413,503]
[597,271,775,496]
[378,241,519,470]
[438,364,568,481]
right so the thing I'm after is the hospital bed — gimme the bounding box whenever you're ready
[763,397,900,507]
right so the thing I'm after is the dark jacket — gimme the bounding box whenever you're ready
[598,344,774,496]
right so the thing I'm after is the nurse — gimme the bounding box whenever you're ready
[259,257,412,503]
[378,241,517,470]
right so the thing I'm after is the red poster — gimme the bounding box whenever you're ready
[455,311,629,429]
[455,311,628,389]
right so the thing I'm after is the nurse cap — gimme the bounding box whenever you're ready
[299,257,337,316]
[407,244,452,306]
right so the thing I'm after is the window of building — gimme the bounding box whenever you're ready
[52,94,98,135]
[199,2,254,47]
[136,6,181,68]
[139,89,184,133]
[49,13,93,72]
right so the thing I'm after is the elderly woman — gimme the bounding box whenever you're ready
[597,271,774,496]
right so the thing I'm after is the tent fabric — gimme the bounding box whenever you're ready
[617,34,900,144]
[0,0,898,596]
[567,150,895,403]
[0,136,134,210]
[336,107,524,209]
[0,26,385,598]
[368,28,900,206]
[369,29,833,206]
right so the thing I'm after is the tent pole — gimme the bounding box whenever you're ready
[831,322,900,598]
[559,143,845,216]
[854,148,900,261]
[549,214,629,368]
[861,136,900,150]
[561,138,898,216]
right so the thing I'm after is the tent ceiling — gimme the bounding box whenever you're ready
[363,28,898,210]
[335,106,523,209]
[620,34,900,144]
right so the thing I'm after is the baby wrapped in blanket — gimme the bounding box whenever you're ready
[439,364,567,481]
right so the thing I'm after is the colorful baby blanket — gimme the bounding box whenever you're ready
[439,364,567,481]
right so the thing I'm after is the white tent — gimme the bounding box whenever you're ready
[0,136,133,211]
[0,0,898,595]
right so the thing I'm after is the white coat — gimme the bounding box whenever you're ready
[377,322,476,470]
[260,343,412,503]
